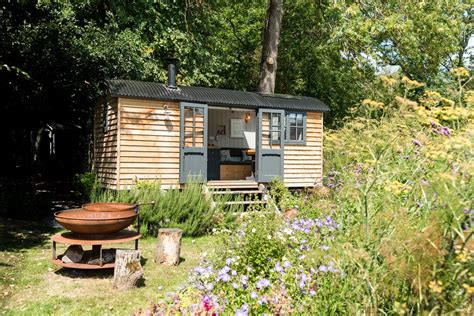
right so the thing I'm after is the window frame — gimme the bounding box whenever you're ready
[102,97,109,133]
[284,111,306,145]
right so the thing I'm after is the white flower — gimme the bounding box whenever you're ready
[251,228,256,233]
[267,235,272,240]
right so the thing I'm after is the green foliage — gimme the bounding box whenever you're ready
[219,212,287,278]
[141,72,472,314]
[268,178,300,210]
[91,181,218,237]
[73,171,98,200]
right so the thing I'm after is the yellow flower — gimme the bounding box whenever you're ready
[451,67,470,80]
[379,75,398,88]
[395,96,418,108]
[401,76,424,90]
[456,249,469,263]
[462,284,474,294]
[464,90,474,106]
[393,301,408,315]
[419,90,443,107]
[429,280,443,293]
[384,181,411,196]
[362,99,384,109]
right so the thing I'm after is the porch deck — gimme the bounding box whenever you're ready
[206,180,259,190]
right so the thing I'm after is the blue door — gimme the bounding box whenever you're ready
[256,109,284,183]
[180,102,208,183]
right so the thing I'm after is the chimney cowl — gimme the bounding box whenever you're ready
[165,57,178,89]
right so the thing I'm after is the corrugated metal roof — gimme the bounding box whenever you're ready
[107,79,329,112]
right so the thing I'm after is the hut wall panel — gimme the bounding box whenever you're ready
[284,112,323,187]
[117,98,181,189]
[93,97,119,189]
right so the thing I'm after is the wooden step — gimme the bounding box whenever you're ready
[210,190,262,195]
[218,201,267,205]
[207,180,259,189]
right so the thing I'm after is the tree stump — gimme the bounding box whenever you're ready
[113,250,143,290]
[62,245,83,263]
[156,228,182,266]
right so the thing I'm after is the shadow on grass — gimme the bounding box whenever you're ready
[55,267,114,279]
[0,217,59,252]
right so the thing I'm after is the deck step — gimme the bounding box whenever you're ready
[210,190,262,195]
[218,201,267,205]
[206,181,259,190]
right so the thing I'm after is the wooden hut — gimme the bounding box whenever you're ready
[93,64,329,190]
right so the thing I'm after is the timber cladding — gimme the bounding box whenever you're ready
[94,96,324,189]
[283,111,323,187]
[117,97,181,189]
[93,97,119,188]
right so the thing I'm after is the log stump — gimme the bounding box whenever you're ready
[156,228,182,266]
[113,249,143,290]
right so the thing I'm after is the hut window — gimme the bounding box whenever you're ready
[102,98,108,133]
[285,112,306,144]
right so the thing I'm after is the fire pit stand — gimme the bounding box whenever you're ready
[51,230,141,269]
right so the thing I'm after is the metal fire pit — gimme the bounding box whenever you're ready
[54,208,137,235]
[82,202,137,212]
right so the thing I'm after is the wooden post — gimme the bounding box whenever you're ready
[113,249,143,290]
[156,228,182,266]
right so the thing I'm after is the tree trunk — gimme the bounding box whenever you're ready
[156,228,182,266]
[258,0,283,94]
[113,249,143,290]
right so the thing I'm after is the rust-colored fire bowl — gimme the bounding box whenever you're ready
[82,202,137,212]
[54,208,137,235]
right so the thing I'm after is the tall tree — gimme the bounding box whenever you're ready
[258,0,283,93]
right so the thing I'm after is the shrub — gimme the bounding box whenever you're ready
[91,181,219,237]
[145,210,341,315]
[74,171,98,201]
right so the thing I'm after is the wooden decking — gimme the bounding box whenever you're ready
[206,180,259,190]
[203,180,279,212]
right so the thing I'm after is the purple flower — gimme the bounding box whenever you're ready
[232,282,239,289]
[257,296,268,305]
[299,280,306,289]
[250,291,258,299]
[283,261,291,268]
[309,289,316,296]
[256,278,271,289]
[226,258,234,265]
[412,139,422,146]
[236,303,249,316]
[442,126,451,136]
[319,265,328,273]
[235,309,248,316]
[240,275,248,289]
[275,262,284,274]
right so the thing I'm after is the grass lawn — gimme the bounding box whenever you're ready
[0,218,216,315]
